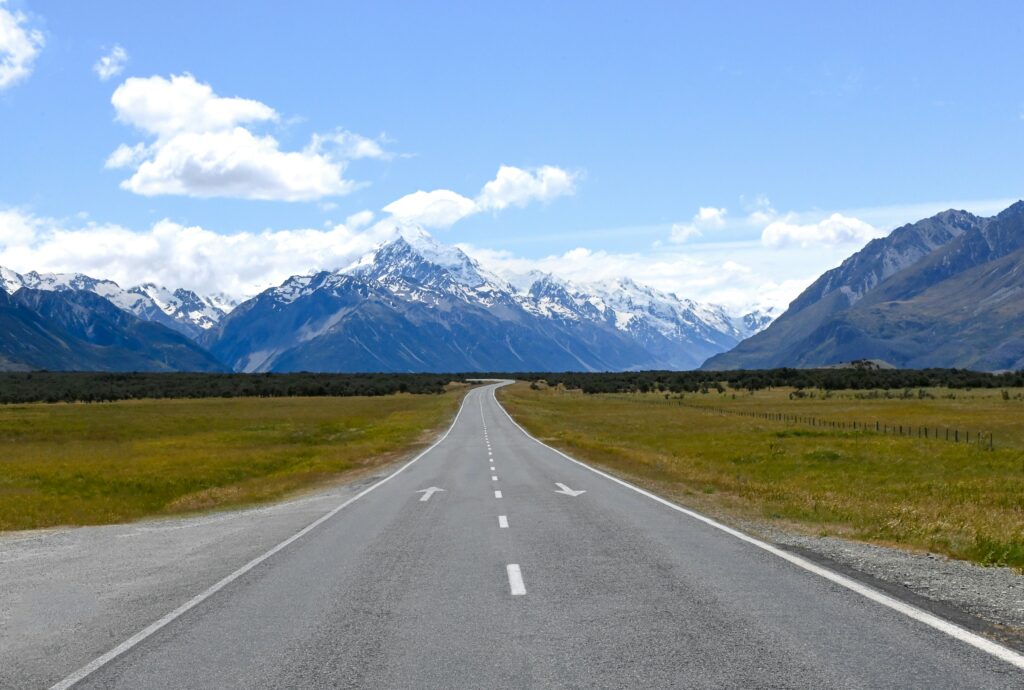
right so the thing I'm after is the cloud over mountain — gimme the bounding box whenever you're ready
[106,74,371,201]
[383,165,578,229]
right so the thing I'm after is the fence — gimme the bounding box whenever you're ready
[676,401,995,450]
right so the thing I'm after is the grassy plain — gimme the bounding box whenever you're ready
[0,389,465,531]
[498,383,1024,568]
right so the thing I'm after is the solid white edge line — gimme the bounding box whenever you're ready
[489,383,1024,671]
[49,387,478,690]
[507,563,526,595]
[498,515,509,529]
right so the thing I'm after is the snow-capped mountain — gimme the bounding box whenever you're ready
[736,307,780,337]
[0,268,236,340]
[1,227,780,373]
[207,228,760,372]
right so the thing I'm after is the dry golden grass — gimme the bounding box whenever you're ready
[499,383,1024,569]
[0,392,463,531]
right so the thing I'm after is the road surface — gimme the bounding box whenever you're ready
[37,383,1024,687]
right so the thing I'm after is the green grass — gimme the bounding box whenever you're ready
[0,389,465,531]
[499,383,1024,569]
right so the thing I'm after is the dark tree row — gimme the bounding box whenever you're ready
[483,368,1024,394]
[0,372,458,404]
[3,367,1022,404]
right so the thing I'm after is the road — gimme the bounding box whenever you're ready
[40,382,1024,688]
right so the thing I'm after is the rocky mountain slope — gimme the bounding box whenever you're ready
[0,288,226,372]
[704,201,1024,371]
[0,269,234,339]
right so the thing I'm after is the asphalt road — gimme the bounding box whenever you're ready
[41,383,1024,688]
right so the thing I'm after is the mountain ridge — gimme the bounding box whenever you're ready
[704,200,1024,371]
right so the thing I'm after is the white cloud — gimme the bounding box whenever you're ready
[695,206,727,226]
[0,0,44,90]
[381,165,578,229]
[108,74,363,201]
[669,206,727,243]
[383,190,478,229]
[105,142,149,169]
[112,74,276,137]
[0,207,46,245]
[345,210,374,229]
[464,240,827,314]
[93,44,127,81]
[668,223,702,243]
[476,165,577,211]
[120,127,357,200]
[761,212,880,248]
[308,130,393,160]
[0,208,398,298]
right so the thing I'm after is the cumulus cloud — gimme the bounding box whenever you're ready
[669,206,727,243]
[107,74,368,201]
[0,0,44,90]
[345,210,375,229]
[383,190,478,229]
[93,44,127,81]
[382,165,578,229]
[476,165,577,211]
[761,212,880,248]
[0,207,400,298]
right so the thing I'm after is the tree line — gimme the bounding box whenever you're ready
[3,367,1023,404]
[492,368,1024,394]
[0,372,458,404]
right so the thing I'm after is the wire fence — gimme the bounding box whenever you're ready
[675,401,995,450]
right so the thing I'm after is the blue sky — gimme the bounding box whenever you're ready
[1,1,1022,309]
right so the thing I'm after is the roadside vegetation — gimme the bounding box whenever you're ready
[0,388,466,531]
[0,372,458,404]
[498,382,1024,569]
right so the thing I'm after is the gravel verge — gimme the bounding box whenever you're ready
[766,529,1024,648]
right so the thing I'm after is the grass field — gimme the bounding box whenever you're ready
[0,389,465,531]
[498,383,1024,569]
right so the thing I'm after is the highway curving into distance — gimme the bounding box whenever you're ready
[52,382,1023,688]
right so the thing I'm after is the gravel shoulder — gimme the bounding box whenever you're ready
[770,530,1024,649]
[0,469,398,688]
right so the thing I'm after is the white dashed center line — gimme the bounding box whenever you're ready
[494,490,503,499]
[492,475,498,481]
[498,515,509,528]
[506,564,526,595]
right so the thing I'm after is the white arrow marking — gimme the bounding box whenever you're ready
[416,487,445,502]
[554,482,586,497]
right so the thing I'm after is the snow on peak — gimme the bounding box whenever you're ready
[341,226,513,307]
[0,267,233,334]
[0,266,25,294]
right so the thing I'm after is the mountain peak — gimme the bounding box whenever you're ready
[346,225,498,292]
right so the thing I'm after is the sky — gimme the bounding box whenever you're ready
[0,0,1022,311]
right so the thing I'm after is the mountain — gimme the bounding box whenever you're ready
[703,201,1024,371]
[508,273,749,369]
[208,229,752,372]
[0,288,226,372]
[737,307,780,337]
[0,269,234,339]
